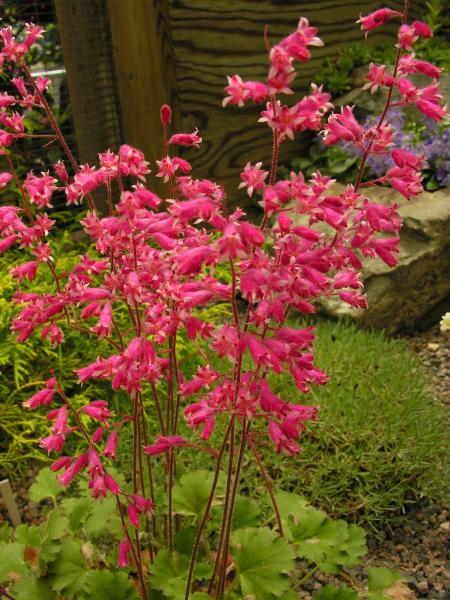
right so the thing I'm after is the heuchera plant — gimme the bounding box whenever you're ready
[0,2,446,598]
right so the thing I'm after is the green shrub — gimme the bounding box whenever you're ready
[0,235,115,476]
[117,318,449,531]
[264,320,449,530]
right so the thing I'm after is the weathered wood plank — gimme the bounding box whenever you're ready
[0,479,21,526]
[169,0,426,205]
[54,0,121,165]
[108,0,180,196]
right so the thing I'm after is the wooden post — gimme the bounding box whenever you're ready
[54,0,122,165]
[0,480,21,527]
[107,0,180,197]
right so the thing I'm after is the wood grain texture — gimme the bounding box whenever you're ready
[54,0,121,165]
[108,0,180,196]
[169,0,426,206]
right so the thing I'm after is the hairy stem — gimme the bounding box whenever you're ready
[184,417,234,600]
[354,0,409,191]
[248,435,284,536]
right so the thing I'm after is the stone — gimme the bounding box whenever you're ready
[318,185,450,333]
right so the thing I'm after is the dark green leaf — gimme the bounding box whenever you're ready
[12,576,55,600]
[149,550,210,599]
[15,524,40,547]
[29,468,61,503]
[41,509,69,540]
[368,567,402,599]
[0,542,27,583]
[84,570,140,600]
[0,524,13,542]
[174,526,197,556]
[172,470,217,517]
[62,497,92,533]
[232,495,260,530]
[48,538,88,596]
[312,585,358,599]
[231,527,295,600]
[83,494,121,537]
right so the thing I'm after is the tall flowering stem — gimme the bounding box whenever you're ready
[0,6,446,598]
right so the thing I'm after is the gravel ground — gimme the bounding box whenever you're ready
[300,325,450,599]
[1,325,449,599]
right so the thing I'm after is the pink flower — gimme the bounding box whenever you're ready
[391,148,423,170]
[398,54,442,78]
[397,24,418,50]
[79,400,112,421]
[0,172,12,188]
[0,93,16,108]
[118,538,132,568]
[176,246,212,276]
[156,156,177,182]
[0,234,18,254]
[339,291,369,309]
[50,456,72,472]
[415,99,446,122]
[52,406,68,435]
[238,162,268,196]
[40,433,65,454]
[119,144,150,179]
[144,435,186,455]
[103,430,118,458]
[127,503,140,528]
[92,303,113,338]
[223,74,248,107]
[168,129,202,148]
[268,422,300,456]
[363,64,394,93]
[24,172,57,208]
[53,160,69,183]
[23,378,56,410]
[160,104,172,125]
[105,474,120,494]
[357,8,402,33]
[322,106,363,145]
[412,20,432,38]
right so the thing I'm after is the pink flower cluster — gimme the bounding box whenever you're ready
[0,7,446,574]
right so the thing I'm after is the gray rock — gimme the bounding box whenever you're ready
[319,185,450,333]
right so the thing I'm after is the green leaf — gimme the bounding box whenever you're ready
[312,585,358,599]
[276,492,366,574]
[83,494,121,537]
[0,523,13,542]
[84,570,139,600]
[174,526,197,556]
[0,542,28,583]
[29,468,61,503]
[232,496,260,530]
[149,550,211,599]
[172,470,217,517]
[276,491,310,517]
[62,497,92,533]
[190,594,214,599]
[15,524,40,547]
[367,567,402,599]
[12,576,55,600]
[41,509,69,540]
[231,527,295,600]
[48,538,89,596]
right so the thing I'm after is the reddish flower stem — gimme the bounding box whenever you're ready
[184,417,234,600]
[354,0,409,191]
[217,419,249,598]
[0,586,16,600]
[116,498,148,600]
[248,435,284,536]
